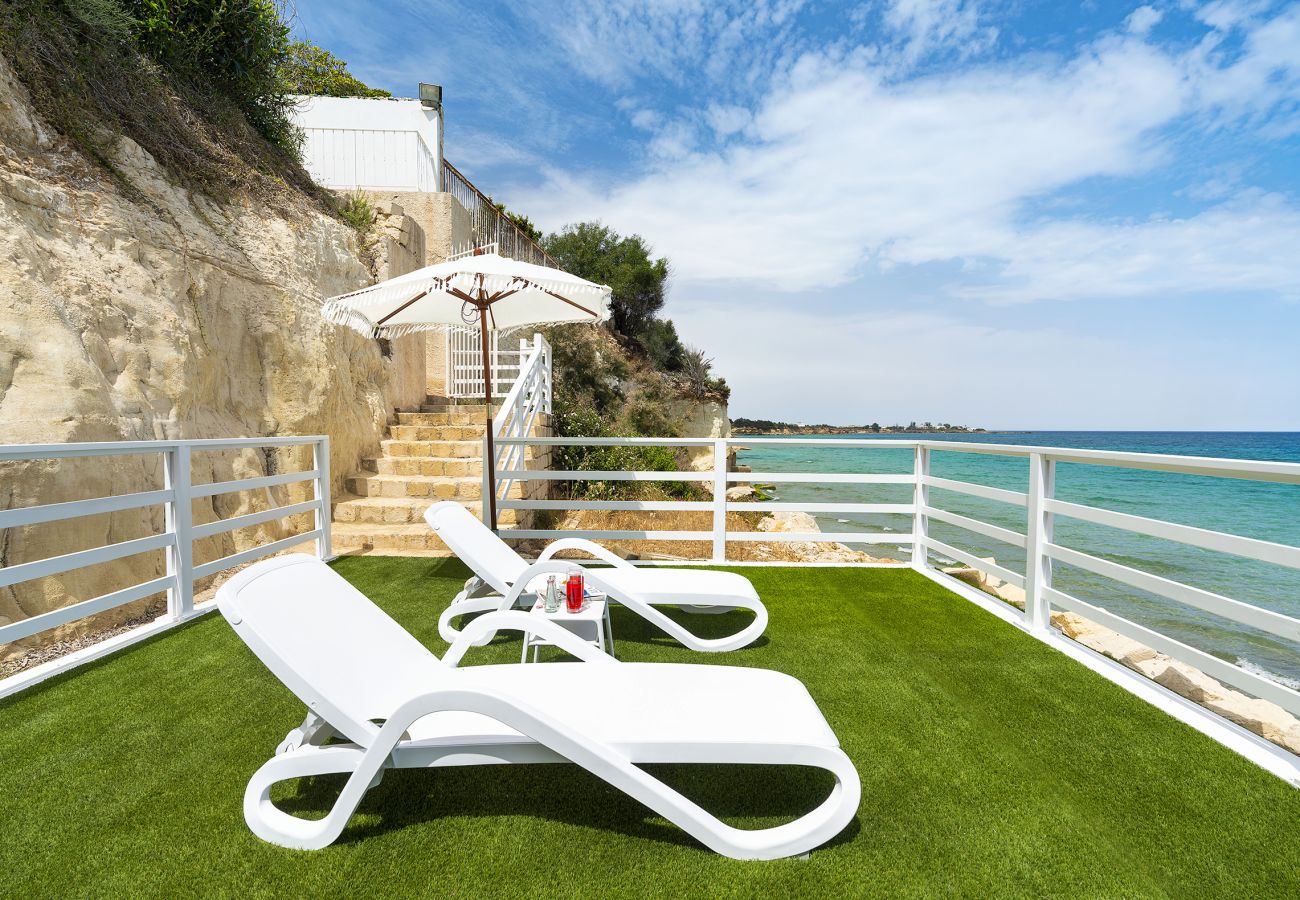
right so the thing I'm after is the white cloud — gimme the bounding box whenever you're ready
[512,7,1300,307]
[881,0,998,65]
[670,302,1300,428]
[959,193,1300,304]
[520,34,1190,290]
[1125,5,1164,35]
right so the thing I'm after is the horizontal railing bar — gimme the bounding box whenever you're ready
[1045,587,1300,717]
[1044,499,1300,571]
[498,500,713,511]
[923,475,1028,507]
[191,500,322,541]
[726,532,916,544]
[920,441,1300,484]
[924,537,1027,589]
[501,530,714,542]
[727,502,915,514]
[496,436,717,446]
[730,439,922,448]
[1045,543,1300,643]
[191,530,322,581]
[499,470,712,482]
[0,575,175,645]
[190,469,319,499]
[0,532,174,589]
[0,436,326,461]
[0,489,174,530]
[730,472,916,484]
[923,506,1027,548]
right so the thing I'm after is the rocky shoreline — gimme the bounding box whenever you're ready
[947,562,1300,755]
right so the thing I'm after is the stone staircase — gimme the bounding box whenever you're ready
[332,397,540,556]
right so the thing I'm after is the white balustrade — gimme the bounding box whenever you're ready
[0,436,332,698]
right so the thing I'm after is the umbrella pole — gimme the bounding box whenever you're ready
[479,307,498,530]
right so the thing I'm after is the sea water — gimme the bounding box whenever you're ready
[737,432,1300,687]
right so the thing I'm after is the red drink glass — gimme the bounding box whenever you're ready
[566,572,583,612]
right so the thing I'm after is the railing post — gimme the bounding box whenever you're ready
[313,437,333,561]
[712,439,728,563]
[163,443,193,619]
[539,333,552,415]
[1025,452,1055,631]
[912,444,930,570]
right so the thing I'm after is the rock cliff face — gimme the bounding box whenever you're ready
[0,55,416,659]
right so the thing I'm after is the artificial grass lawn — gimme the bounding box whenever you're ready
[2,559,1298,898]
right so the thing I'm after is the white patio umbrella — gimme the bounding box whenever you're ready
[322,251,611,529]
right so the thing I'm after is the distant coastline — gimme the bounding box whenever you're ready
[732,417,990,435]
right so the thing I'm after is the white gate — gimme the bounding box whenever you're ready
[445,326,528,398]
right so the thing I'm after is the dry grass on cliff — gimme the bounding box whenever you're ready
[0,1,329,208]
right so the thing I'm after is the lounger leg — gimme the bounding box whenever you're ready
[243,743,395,851]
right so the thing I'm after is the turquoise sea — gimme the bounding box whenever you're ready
[736,432,1300,687]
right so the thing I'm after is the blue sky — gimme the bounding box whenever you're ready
[292,1,1300,429]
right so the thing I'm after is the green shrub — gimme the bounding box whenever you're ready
[639,318,685,372]
[126,0,297,151]
[280,40,390,98]
[338,188,376,234]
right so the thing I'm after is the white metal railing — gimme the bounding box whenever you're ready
[0,437,332,697]
[487,332,552,517]
[490,433,1300,775]
[441,160,555,268]
[445,324,530,399]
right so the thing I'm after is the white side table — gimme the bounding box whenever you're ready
[521,594,615,662]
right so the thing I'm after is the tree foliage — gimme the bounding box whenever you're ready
[280,40,391,98]
[639,318,685,372]
[543,223,669,339]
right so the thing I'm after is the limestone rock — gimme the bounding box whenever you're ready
[0,54,423,660]
[1155,661,1229,703]
[725,485,755,501]
[666,399,729,471]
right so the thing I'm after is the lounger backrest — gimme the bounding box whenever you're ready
[425,501,530,594]
[217,554,445,746]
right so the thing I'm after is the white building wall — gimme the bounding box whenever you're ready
[290,95,441,192]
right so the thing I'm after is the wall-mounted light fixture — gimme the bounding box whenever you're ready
[419,83,443,110]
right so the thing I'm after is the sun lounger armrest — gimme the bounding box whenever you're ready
[443,610,620,668]
[536,538,635,569]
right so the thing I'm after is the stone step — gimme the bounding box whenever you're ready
[333,523,454,556]
[422,400,496,413]
[345,473,527,500]
[389,424,485,442]
[332,494,516,525]
[396,410,551,427]
[397,410,491,427]
[361,455,482,477]
[333,522,524,556]
[381,439,482,458]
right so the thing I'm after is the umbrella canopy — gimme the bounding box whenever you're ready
[322,252,611,337]
[321,251,611,531]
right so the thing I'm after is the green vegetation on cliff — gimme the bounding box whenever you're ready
[536,222,728,500]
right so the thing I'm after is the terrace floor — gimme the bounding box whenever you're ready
[2,560,1298,898]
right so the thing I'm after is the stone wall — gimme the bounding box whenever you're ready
[369,191,473,397]
[0,55,425,662]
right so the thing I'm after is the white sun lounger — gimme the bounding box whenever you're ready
[218,554,859,859]
[425,501,768,652]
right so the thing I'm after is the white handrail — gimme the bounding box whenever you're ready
[482,332,551,523]
[0,436,333,698]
